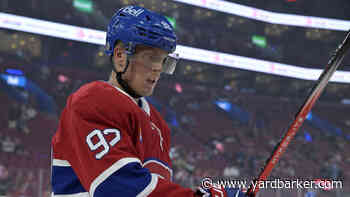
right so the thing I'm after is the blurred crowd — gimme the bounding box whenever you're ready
[0,163,49,197]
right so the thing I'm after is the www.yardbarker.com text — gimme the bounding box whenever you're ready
[201,177,343,191]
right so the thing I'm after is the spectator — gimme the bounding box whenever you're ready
[329,161,342,180]
[0,164,13,196]
[18,103,36,134]
[18,170,36,197]
[8,102,21,129]
[2,136,16,153]
[13,137,27,156]
[223,166,240,178]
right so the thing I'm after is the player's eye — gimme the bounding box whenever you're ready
[148,55,162,63]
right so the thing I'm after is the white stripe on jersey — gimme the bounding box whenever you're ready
[52,192,89,197]
[143,160,173,179]
[89,157,141,197]
[136,173,159,197]
[53,159,71,167]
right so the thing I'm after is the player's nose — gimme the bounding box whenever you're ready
[151,62,162,76]
[151,68,161,80]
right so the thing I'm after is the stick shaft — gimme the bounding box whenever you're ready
[247,30,350,197]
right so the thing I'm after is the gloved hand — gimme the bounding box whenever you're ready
[196,184,247,197]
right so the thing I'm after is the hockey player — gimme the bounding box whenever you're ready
[51,5,247,197]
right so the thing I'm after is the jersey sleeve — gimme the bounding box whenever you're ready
[54,83,196,197]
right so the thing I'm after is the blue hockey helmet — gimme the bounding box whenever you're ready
[105,5,179,74]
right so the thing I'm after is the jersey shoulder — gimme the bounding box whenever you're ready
[68,81,134,116]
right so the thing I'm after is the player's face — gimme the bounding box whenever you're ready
[123,46,168,96]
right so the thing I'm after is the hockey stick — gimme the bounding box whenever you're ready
[246,29,350,197]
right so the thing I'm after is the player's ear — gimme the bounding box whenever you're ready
[113,44,127,72]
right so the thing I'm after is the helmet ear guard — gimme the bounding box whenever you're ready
[124,41,136,55]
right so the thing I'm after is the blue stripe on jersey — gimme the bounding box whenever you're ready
[94,162,151,197]
[52,166,86,194]
[143,157,171,169]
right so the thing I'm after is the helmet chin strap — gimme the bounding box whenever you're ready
[113,56,142,99]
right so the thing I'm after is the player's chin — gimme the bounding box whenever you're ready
[139,87,155,97]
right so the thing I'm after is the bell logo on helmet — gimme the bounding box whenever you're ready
[122,6,144,17]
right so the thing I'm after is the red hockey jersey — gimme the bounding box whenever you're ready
[51,81,197,197]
